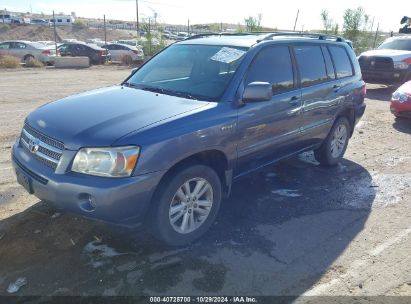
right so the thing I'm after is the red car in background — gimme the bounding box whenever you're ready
[391,81,411,118]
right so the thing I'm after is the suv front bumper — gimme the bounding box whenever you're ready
[362,68,411,84]
[11,141,164,226]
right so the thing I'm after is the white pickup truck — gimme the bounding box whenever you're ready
[358,36,411,84]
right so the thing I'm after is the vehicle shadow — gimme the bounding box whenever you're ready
[393,117,411,134]
[0,154,375,297]
[365,84,398,102]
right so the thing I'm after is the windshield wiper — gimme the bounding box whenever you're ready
[126,84,200,100]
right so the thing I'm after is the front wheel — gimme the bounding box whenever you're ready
[149,164,222,246]
[314,117,351,166]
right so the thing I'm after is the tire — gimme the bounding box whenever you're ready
[314,117,351,166]
[149,164,222,246]
[23,54,34,64]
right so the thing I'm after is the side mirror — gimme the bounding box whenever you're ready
[242,82,273,102]
[131,67,139,74]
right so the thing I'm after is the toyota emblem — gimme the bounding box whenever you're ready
[28,139,40,154]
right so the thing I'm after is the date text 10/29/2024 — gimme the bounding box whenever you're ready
[150,297,258,303]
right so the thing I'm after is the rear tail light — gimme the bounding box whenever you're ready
[132,50,139,54]
[42,50,51,55]
[362,84,367,97]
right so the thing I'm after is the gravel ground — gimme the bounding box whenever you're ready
[0,67,410,298]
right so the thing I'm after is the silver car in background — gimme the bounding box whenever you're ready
[0,40,56,64]
[103,43,144,62]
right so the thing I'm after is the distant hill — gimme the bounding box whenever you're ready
[0,24,136,42]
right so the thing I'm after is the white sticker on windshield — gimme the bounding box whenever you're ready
[210,47,246,63]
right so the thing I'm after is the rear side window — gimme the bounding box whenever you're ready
[328,46,354,78]
[294,45,328,87]
[321,46,336,80]
[245,46,294,94]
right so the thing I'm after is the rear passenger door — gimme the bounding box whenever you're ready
[294,44,343,146]
[236,45,302,175]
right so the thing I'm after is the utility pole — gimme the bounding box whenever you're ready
[220,22,223,32]
[53,10,58,55]
[104,14,107,46]
[187,19,190,35]
[370,16,375,32]
[135,0,139,37]
[293,9,299,31]
[373,22,379,48]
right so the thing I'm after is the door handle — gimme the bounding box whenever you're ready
[289,96,300,106]
[333,84,341,92]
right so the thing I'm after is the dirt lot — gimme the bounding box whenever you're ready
[0,67,410,299]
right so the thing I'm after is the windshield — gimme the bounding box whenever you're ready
[126,44,248,101]
[378,38,411,51]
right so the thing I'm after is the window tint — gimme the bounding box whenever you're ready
[329,46,353,78]
[294,45,328,87]
[0,43,10,49]
[245,46,294,94]
[321,46,336,80]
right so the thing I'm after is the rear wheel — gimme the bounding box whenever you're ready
[23,54,34,65]
[149,164,222,246]
[314,117,351,166]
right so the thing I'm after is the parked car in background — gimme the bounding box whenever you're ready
[36,41,56,47]
[30,19,51,25]
[103,43,144,62]
[358,36,411,84]
[0,40,56,64]
[391,80,411,118]
[86,38,105,47]
[176,32,189,41]
[58,42,110,64]
[11,33,366,246]
[117,39,140,47]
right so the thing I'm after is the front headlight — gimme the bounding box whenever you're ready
[392,91,410,103]
[72,146,140,177]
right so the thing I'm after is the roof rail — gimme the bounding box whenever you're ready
[183,32,263,41]
[257,32,346,42]
[183,32,220,41]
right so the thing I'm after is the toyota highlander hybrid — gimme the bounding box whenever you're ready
[12,33,366,246]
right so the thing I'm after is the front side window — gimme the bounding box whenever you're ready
[245,46,294,94]
[127,44,248,101]
[329,46,354,78]
[294,45,328,87]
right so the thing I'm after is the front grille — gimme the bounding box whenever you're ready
[20,124,64,170]
[359,56,394,71]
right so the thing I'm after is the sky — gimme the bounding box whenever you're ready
[0,0,405,32]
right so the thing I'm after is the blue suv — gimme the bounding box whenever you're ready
[12,33,366,245]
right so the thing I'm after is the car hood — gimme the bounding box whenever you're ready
[398,81,411,93]
[359,49,411,61]
[26,86,210,150]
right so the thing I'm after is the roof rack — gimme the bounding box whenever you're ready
[257,32,346,42]
[183,31,346,44]
[183,32,266,41]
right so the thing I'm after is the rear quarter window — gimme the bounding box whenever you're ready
[328,46,354,78]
